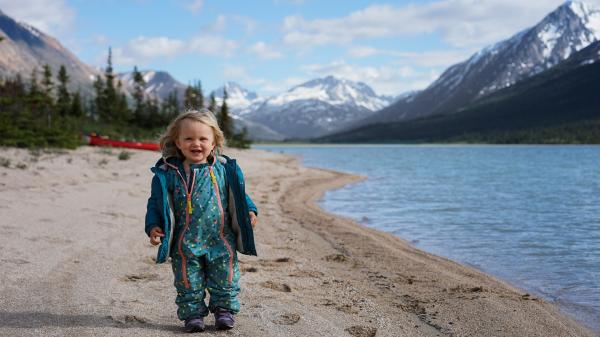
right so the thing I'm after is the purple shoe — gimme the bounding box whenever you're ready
[184,316,205,333]
[214,308,235,330]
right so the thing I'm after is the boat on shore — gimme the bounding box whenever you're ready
[86,134,159,151]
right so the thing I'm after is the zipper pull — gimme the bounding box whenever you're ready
[210,169,217,186]
[187,198,193,215]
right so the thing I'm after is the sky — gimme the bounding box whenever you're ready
[1,0,599,97]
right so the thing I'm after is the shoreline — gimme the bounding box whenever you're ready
[0,146,597,336]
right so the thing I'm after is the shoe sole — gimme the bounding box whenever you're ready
[215,322,234,330]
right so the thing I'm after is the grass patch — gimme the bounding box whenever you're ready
[118,151,132,161]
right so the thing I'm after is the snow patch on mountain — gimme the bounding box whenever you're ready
[246,76,393,138]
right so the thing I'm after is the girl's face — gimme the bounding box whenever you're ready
[175,119,215,164]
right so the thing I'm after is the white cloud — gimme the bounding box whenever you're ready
[185,0,204,14]
[223,65,249,78]
[0,0,75,35]
[301,60,439,95]
[348,46,474,67]
[282,1,600,50]
[201,14,227,33]
[232,15,258,35]
[106,47,138,68]
[189,35,238,57]
[248,41,283,59]
[128,36,186,59]
[347,46,379,58]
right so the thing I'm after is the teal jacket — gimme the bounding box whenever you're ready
[145,155,258,263]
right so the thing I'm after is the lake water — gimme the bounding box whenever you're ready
[255,144,600,332]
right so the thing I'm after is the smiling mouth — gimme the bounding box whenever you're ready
[191,150,203,154]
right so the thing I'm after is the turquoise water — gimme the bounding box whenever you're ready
[255,144,600,332]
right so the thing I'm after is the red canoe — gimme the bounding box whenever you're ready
[87,134,159,151]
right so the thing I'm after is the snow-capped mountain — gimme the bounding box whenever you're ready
[321,39,600,143]
[247,76,394,138]
[211,82,266,116]
[0,9,99,96]
[362,0,600,125]
[117,70,187,102]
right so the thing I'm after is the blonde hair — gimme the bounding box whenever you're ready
[159,109,226,159]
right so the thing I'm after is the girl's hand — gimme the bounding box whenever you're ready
[149,227,164,246]
[249,212,258,228]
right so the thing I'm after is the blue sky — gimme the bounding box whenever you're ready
[1,0,597,96]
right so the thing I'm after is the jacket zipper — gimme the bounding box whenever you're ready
[175,168,195,289]
[210,167,234,284]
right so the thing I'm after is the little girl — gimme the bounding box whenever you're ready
[144,109,258,332]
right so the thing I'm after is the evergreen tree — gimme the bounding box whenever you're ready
[92,75,105,121]
[41,64,54,127]
[132,66,146,125]
[115,80,130,123]
[195,80,204,109]
[41,64,54,104]
[184,84,199,110]
[56,65,71,117]
[218,89,233,139]
[102,47,118,123]
[29,68,39,96]
[208,92,217,114]
[70,90,84,118]
[146,98,161,128]
[162,89,180,122]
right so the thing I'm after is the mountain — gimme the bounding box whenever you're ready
[246,75,393,139]
[211,82,265,116]
[355,1,600,127]
[117,70,187,102]
[320,41,600,143]
[0,9,99,96]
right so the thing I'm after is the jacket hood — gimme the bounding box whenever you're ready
[153,155,228,170]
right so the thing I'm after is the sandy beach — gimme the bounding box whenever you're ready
[0,146,597,337]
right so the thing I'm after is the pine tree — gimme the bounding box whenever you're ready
[184,85,199,110]
[29,68,39,96]
[56,65,71,117]
[208,92,217,114]
[92,75,105,121]
[195,80,204,109]
[41,64,54,127]
[115,80,130,123]
[146,98,161,128]
[70,90,84,118]
[162,89,180,122]
[132,66,146,125]
[218,88,233,139]
[27,68,43,117]
[102,47,118,123]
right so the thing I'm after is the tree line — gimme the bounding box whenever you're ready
[0,47,250,148]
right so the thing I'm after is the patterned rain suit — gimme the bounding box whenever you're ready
[145,155,257,320]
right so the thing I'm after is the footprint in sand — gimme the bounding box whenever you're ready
[123,273,159,282]
[241,266,259,273]
[261,280,292,292]
[288,270,324,278]
[107,314,148,326]
[272,313,300,325]
[324,254,348,263]
[336,304,359,314]
[1,258,30,265]
[346,326,377,337]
